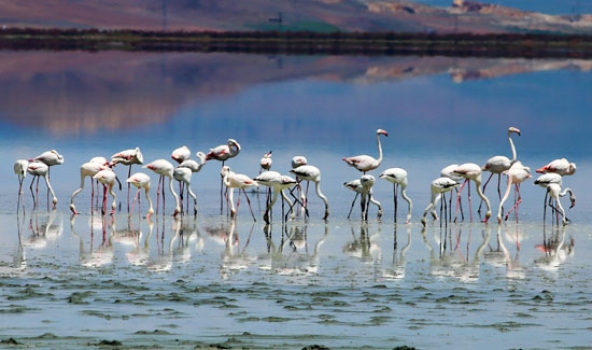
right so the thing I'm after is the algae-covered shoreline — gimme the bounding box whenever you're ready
[2,28,592,58]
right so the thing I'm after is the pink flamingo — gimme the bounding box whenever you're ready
[127,172,154,219]
[536,158,576,176]
[70,160,111,214]
[421,177,459,226]
[452,163,492,223]
[27,161,57,210]
[30,150,64,204]
[171,145,191,164]
[290,165,329,220]
[221,166,257,221]
[143,159,180,217]
[343,129,388,173]
[343,175,382,221]
[379,167,412,224]
[481,126,521,210]
[111,147,144,212]
[93,168,118,215]
[206,139,241,212]
[175,152,207,213]
[497,161,532,223]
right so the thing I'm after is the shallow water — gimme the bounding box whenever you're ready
[0,51,591,349]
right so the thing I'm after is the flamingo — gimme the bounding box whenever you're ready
[30,150,64,204]
[343,129,388,173]
[545,183,576,226]
[175,152,207,213]
[14,159,28,195]
[70,161,111,214]
[497,161,532,223]
[143,159,180,217]
[260,151,273,172]
[173,167,198,215]
[379,168,412,224]
[452,163,492,223]
[536,158,577,176]
[127,172,154,219]
[441,164,464,222]
[206,138,241,213]
[27,161,57,210]
[534,174,574,225]
[343,175,382,220]
[290,155,308,212]
[481,126,521,209]
[289,165,329,220]
[111,147,144,212]
[221,166,257,221]
[93,168,118,215]
[171,145,191,164]
[421,177,459,226]
[253,171,301,223]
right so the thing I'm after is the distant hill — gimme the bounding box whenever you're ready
[1,0,592,34]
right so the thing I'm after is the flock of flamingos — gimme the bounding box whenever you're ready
[12,126,577,226]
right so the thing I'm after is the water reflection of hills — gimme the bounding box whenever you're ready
[1,51,590,135]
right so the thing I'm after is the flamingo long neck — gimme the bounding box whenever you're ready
[280,189,293,208]
[167,176,180,212]
[108,183,117,209]
[376,133,383,166]
[314,181,329,210]
[498,177,513,219]
[144,187,154,213]
[43,174,57,203]
[508,131,518,163]
[399,184,413,222]
[559,188,574,197]
[475,179,491,216]
[368,192,382,210]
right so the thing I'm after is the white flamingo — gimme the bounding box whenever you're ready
[452,163,492,223]
[173,167,198,215]
[343,129,388,173]
[421,177,459,226]
[260,151,273,172]
[171,145,191,164]
[14,159,28,195]
[545,184,576,226]
[289,165,329,220]
[27,161,57,210]
[254,171,301,223]
[206,139,241,213]
[379,167,412,224]
[93,168,118,215]
[143,159,180,217]
[481,126,521,208]
[343,174,382,220]
[70,161,111,214]
[111,147,144,211]
[536,158,576,176]
[497,161,532,223]
[221,166,257,221]
[127,172,154,219]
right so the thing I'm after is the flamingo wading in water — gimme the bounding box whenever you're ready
[481,126,521,212]
[452,163,492,223]
[343,175,382,221]
[421,177,459,227]
[127,172,154,219]
[27,161,58,210]
[379,168,412,224]
[221,166,257,221]
[206,139,241,213]
[70,160,111,215]
[143,159,180,217]
[290,165,329,220]
[343,129,388,173]
[112,147,144,212]
[496,161,532,223]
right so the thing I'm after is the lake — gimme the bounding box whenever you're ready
[0,51,591,349]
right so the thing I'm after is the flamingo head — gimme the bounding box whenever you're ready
[377,129,388,137]
[508,126,521,136]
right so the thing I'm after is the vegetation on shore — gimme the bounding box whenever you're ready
[1,27,592,58]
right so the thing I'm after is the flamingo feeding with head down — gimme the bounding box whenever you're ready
[93,168,118,215]
[534,173,573,225]
[343,174,382,221]
[253,170,301,223]
[452,163,491,223]
[545,183,576,226]
[481,126,521,208]
[70,160,112,214]
[143,159,180,217]
[421,177,459,227]
[27,161,57,210]
[14,159,28,196]
[127,172,154,219]
[221,166,257,221]
[379,167,412,224]
[173,167,198,215]
[343,129,388,173]
[290,165,329,220]
[497,161,532,223]
[174,152,207,214]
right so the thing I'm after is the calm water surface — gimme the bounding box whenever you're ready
[0,52,591,349]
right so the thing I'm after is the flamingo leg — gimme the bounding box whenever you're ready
[394,183,399,224]
[478,172,494,213]
[347,192,359,220]
[455,179,469,223]
[241,188,257,222]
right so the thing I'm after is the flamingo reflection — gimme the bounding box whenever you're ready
[534,225,574,272]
